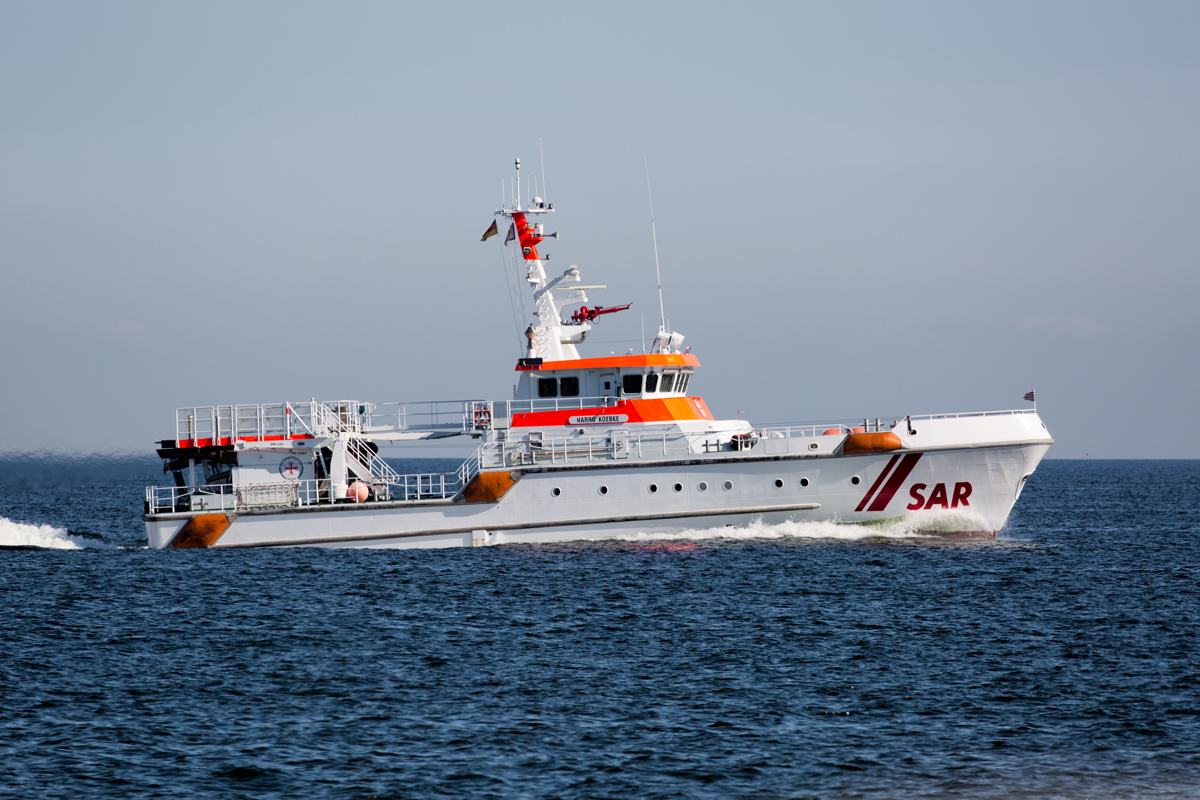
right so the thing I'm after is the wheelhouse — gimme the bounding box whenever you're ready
[515,354,701,401]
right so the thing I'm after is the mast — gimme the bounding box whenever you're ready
[487,157,643,362]
[494,158,585,362]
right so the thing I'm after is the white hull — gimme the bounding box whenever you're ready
[143,159,1051,551]
[145,416,1050,549]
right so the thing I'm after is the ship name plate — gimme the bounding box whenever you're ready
[567,414,629,425]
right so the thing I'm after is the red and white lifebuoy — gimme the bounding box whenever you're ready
[474,406,492,429]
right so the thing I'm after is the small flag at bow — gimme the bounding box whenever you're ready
[504,222,516,246]
[1023,391,1036,403]
[480,220,499,242]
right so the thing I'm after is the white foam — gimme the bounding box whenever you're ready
[615,509,994,543]
[0,517,116,550]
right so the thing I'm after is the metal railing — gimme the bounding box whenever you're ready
[343,438,405,488]
[146,471,470,515]
[176,402,326,443]
[758,422,869,439]
[757,409,1039,440]
[907,408,1038,421]
[175,398,493,444]
[476,429,695,469]
[493,396,622,418]
[358,400,492,434]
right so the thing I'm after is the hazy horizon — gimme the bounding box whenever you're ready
[3,2,1198,458]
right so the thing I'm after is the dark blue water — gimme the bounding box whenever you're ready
[1,458,1197,799]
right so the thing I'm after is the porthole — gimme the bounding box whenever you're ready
[800,477,810,487]
[697,481,708,491]
[851,475,861,485]
[599,485,609,495]
[673,483,683,493]
[774,479,784,488]
[808,442,819,451]
[723,480,733,490]
[648,483,658,493]
[552,487,561,497]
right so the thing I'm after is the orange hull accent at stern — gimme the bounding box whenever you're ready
[171,514,232,549]
[462,472,518,503]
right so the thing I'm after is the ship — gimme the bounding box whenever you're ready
[143,159,1052,549]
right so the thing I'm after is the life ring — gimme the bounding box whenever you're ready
[474,406,492,429]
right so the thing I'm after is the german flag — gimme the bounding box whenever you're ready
[480,220,499,242]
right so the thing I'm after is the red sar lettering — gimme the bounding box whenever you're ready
[925,483,949,509]
[907,481,972,510]
[906,484,926,510]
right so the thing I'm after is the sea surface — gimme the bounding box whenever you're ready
[0,457,1197,799]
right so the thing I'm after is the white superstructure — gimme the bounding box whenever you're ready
[143,160,1052,550]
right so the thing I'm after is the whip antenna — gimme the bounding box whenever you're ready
[645,158,666,332]
[539,137,548,202]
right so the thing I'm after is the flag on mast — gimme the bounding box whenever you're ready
[504,223,516,246]
[480,220,499,242]
[1023,391,1036,403]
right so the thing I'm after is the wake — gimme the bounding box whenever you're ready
[0,517,119,550]
[615,509,994,543]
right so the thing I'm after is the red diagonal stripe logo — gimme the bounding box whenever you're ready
[855,454,901,512]
[867,453,923,512]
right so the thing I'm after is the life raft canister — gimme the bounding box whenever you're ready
[843,431,903,454]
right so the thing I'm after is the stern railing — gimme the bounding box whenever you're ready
[146,471,470,515]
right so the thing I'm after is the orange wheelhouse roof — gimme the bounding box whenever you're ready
[516,353,700,372]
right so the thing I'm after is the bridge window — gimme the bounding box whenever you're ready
[201,461,232,486]
[659,372,676,393]
[644,373,659,393]
[623,374,643,394]
[678,372,691,395]
[560,376,580,397]
[538,378,558,398]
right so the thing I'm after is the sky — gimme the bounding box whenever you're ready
[1,1,1197,458]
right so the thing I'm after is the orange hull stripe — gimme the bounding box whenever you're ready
[511,396,713,428]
